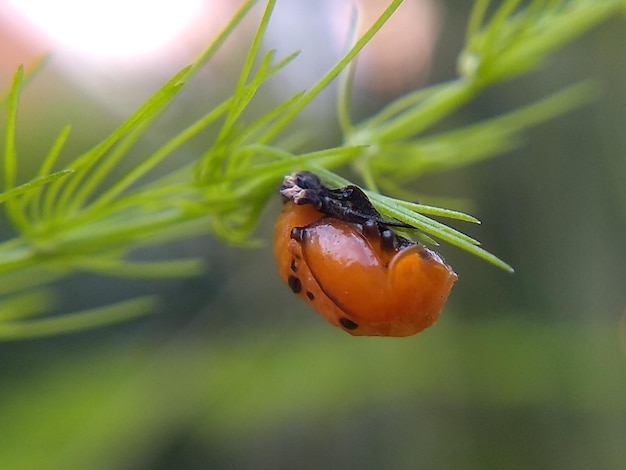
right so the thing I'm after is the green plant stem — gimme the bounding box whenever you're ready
[257,0,404,145]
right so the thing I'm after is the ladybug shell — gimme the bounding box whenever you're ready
[274,201,457,337]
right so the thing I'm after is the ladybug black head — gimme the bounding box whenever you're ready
[280,171,325,209]
[279,171,413,232]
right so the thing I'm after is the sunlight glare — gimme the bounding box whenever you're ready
[9,0,205,58]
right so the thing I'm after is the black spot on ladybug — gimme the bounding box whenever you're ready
[380,229,397,252]
[288,275,302,294]
[339,317,359,330]
[362,219,379,238]
[290,258,297,272]
[306,291,315,300]
[290,227,304,242]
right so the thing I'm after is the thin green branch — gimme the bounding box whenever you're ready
[0,170,73,206]
[257,0,404,144]
[3,66,22,192]
[67,114,156,215]
[466,0,491,44]
[48,66,190,221]
[67,258,205,279]
[0,290,56,322]
[0,297,157,341]
[204,0,278,180]
[355,81,448,131]
[336,4,360,135]
[25,125,72,223]
[185,0,259,78]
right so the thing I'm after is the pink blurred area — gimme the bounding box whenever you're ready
[348,0,441,91]
[0,1,251,109]
[0,0,441,113]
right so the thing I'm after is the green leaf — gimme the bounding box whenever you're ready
[2,66,23,192]
[0,297,157,341]
[0,170,73,205]
[460,0,626,83]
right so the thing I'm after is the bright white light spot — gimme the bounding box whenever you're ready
[9,0,204,58]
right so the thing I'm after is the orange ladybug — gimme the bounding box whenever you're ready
[274,171,457,337]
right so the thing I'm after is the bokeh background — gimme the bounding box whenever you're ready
[1,1,625,469]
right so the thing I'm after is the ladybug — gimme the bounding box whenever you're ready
[274,171,457,337]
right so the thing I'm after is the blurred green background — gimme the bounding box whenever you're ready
[1,1,625,469]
